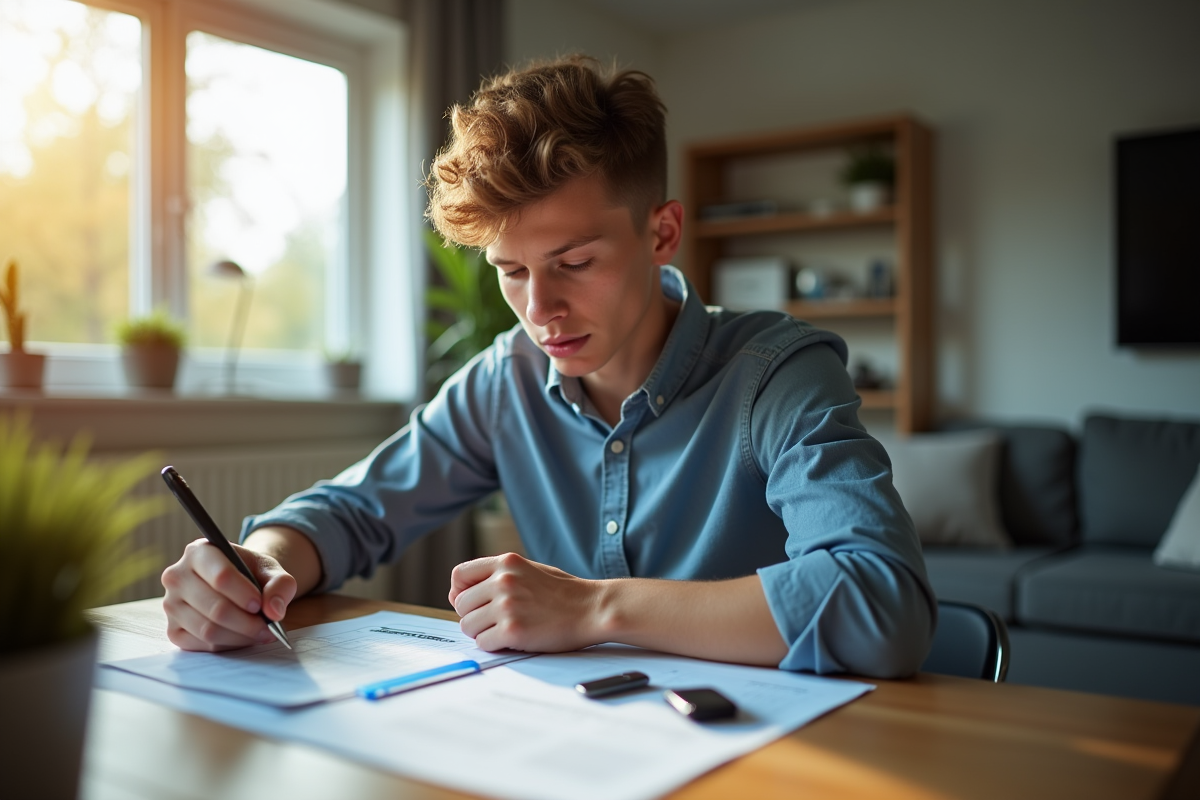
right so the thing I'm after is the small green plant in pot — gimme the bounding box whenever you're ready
[840,144,896,214]
[116,309,187,391]
[324,350,363,394]
[423,229,517,394]
[0,258,47,390]
[0,414,165,798]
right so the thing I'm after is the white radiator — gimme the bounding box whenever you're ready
[110,440,380,604]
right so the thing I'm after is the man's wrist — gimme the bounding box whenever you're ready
[588,577,628,644]
[243,525,324,597]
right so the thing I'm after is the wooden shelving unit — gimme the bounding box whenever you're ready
[683,114,935,432]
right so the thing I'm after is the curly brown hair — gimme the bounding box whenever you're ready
[426,55,667,248]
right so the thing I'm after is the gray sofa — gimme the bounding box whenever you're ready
[922,412,1200,706]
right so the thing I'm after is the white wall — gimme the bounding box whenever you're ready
[507,0,659,73]
[507,0,1200,427]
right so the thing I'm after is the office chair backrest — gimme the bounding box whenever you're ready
[921,600,1010,682]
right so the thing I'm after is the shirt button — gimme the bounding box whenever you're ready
[610,440,625,454]
[656,395,665,406]
[606,520,619,535]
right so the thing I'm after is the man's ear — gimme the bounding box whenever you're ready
[649,200,684,266]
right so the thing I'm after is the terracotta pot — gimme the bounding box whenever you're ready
[0,627,98,799]
[122,344,181,390]
[325,361,362,393]
[0,350,46,390]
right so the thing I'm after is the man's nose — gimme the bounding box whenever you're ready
[525,273,566,327]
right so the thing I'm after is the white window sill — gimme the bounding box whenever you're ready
[0,387,407,451]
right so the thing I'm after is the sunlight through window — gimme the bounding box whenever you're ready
[0,0,140,344]
[185,31,347,353]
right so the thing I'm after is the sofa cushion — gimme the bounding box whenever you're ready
[1016,546,1200,644]
[941,420,1077,546]
[888,430,1011,547]
[1154,465,1200,572]
[922,546,1058,620]
[1079,413,1200,547]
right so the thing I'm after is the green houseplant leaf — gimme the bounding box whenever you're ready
[115,308,187,349]
[0,413,167,653]
[840,144,896,187]
[423,229,517,391]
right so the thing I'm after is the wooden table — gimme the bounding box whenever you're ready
[84,595,1200,800]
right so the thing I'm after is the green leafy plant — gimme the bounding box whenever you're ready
[1,258,28,352]
[115,309,187,349]
[424,229,517,390]
[840,144,896,187]
[0,414,166,653]
[323,349,360,365]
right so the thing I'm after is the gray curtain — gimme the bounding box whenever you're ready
[389,0,506,608]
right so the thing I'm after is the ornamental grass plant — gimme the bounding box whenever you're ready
[115,309,187,349]
[0,414,165,653]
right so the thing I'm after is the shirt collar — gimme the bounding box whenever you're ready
[545,265,709,418]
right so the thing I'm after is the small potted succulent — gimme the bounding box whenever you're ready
[840,144,896,213]
[116,309,187,390]
[324,350,363,394]
[0,414,164,798]
[0,258,46,390]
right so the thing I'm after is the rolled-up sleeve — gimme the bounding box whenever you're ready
[239,346,503,592]
[751,342,936,678]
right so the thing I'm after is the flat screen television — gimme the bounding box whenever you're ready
[1115,126,1200,346]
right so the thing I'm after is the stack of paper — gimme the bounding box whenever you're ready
[100,611,872,800]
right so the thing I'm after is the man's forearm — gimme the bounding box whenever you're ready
[242,525,324,597]
[591,574,788,666]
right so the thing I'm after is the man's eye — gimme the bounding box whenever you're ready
[502,267,527,278]
[562,259,593,272]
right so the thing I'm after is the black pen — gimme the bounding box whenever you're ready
[160,466,292,649]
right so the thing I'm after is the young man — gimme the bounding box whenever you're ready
[161,56,935,677]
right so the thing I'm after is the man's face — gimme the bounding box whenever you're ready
[485,175,682,385]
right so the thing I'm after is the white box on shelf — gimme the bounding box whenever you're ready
[713,257,791,311]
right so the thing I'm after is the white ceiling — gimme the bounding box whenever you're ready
[573,0,831,34]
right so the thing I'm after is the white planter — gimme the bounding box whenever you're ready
[0,627,98,799]
[0,350,46,389]
[848,181,891,214]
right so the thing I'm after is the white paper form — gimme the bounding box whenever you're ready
[98,633,873,800]
[102,611,529,707]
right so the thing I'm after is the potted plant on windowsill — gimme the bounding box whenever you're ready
[0,414,164,799]
[0,258,46,391]
[840,144,896,214]
[324,351,363,395]
[116,309,187,391]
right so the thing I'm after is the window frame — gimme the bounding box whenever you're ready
[28,0,416,400]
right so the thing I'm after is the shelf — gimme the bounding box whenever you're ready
[786,298,896,320]
[857,389,895,410]
[684,114,933,432]
[695,207,896,238]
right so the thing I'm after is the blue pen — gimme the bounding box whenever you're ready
[356,660,482,700]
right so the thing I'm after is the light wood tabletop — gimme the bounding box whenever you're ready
[84,595,1200,800]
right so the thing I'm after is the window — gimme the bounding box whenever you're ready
[0,0,413,398]
[0,0,141,344]
[185,30,346,352]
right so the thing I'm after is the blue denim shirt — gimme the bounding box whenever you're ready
[243,267,935,677]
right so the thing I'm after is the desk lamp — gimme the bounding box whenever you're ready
[209,259,254,394]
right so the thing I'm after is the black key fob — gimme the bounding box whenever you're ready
[663,687,738,721]
[575,671,650,699]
